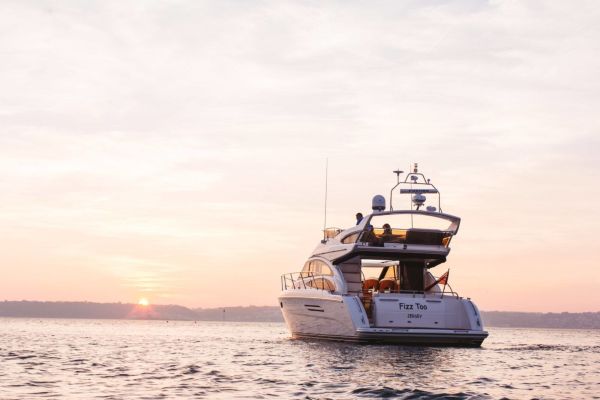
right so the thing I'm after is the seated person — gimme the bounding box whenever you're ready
[379,223,394,244]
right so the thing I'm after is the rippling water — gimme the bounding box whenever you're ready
[0,318,599,399]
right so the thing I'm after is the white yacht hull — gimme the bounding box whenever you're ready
[279,290,488,347]
[278,291,367,340]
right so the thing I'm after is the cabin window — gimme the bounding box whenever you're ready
[301,260,333,276]
[307,278,336,291]
[341,232,360,244]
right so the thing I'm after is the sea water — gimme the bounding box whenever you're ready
[0,318,598,399]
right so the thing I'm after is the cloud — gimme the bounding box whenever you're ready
[0,0,599,310]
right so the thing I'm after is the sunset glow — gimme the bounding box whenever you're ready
[0,1,598,313]
[138,298,149,307]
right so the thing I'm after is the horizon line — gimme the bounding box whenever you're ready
[2,299,599,314]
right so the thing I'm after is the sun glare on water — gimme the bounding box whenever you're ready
[138,298,149,307]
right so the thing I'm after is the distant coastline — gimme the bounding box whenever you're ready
[1,301,598,329]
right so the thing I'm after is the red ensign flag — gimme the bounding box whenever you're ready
[438,270,449,286]
[424,270,449,291]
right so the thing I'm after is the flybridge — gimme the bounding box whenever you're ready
[312,163,461,264]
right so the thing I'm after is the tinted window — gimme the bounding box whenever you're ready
[307,278,336,291]
[301,260,333,276]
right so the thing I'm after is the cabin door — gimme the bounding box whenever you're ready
[399,261,425,292]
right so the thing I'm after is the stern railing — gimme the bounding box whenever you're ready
[362,274,460,298]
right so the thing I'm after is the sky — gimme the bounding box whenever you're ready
[1,0,599,312]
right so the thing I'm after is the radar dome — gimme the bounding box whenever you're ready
[372,195,386,212]
[412,193,426,207]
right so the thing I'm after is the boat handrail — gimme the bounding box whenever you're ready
[373,289,460,298]
[366,285,460,298]
[280,271,335,292]
[281,271,310,290]
[362,273,459,298]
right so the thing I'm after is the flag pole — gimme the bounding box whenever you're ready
[441,269,449,298]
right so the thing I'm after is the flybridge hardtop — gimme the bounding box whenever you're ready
[312,165,461,265]
[278,164,488,346]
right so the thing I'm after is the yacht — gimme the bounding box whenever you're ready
[278,165,488,346]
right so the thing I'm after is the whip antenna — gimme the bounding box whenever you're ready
[323,158,328,237]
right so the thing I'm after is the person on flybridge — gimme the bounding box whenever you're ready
[382,223,392,234]
[355,212,363,225]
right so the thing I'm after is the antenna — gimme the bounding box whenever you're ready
[389,168,404,211]
[323,158,328,240]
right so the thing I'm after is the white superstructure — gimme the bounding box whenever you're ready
[278,165,488,346]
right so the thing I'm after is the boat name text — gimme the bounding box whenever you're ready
[399,303,428,311]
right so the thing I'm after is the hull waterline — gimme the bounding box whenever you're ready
[291,329,487,347]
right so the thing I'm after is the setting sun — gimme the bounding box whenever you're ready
[138,298,149,307]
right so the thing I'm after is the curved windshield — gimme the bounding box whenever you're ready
[341,232,360,244]
[301,259,333,276]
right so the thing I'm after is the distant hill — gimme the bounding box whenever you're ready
[1,301,598,329]
[0,301,197,321]
[481,311,600,329]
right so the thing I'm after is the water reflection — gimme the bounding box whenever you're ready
[0,319,598,399]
